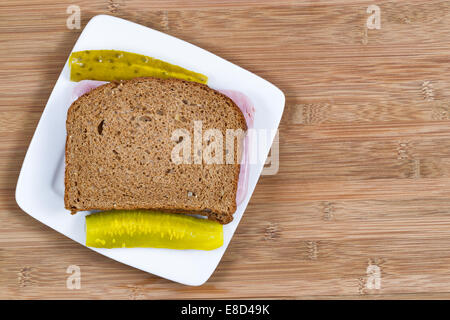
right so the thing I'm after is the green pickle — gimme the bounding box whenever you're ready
[69,50,208,84]
[86,210,223,250]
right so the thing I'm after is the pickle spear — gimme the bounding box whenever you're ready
[69,50,208,84]
[86,210,223,250]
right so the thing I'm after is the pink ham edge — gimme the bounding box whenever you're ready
[71,81,255,207]
[71,80,108,102]
[218,89,255,206]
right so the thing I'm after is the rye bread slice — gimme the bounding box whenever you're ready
[64,77,247,224]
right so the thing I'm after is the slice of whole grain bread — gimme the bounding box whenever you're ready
[65,77,247,224]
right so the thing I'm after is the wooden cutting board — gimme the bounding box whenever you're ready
[2,0,450,299]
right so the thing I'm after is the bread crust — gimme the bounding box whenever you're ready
[65,77,247,224]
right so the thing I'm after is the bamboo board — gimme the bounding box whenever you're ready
[2,0,450,299]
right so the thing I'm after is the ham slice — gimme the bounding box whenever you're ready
[71,80,108,102]
[218,90,255,206]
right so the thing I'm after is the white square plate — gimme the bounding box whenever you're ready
[15,15,285,285]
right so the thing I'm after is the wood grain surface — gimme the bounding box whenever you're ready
[2,0,450,299]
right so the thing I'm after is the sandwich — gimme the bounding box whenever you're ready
[65,77,248,224]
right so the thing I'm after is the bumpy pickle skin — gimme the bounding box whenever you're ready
[69,50,208,84]
[86,210,223,250]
